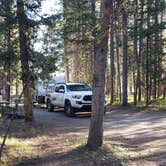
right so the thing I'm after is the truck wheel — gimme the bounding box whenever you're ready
[47,100,54,112]
[65,101,75,117]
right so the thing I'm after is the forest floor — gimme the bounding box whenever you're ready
[0,106,166,166]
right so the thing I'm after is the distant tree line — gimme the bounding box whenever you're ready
[0,0,165,150]
[62,0,165,150]
[0,0,60,121]
[62,0,166,106]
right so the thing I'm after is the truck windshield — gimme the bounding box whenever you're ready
[67,84,91,91]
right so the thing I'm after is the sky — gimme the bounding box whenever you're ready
[36,0,64,75]
[34,0,62,51]
[41,0,62,16]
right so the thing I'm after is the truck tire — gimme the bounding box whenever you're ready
[47,100,54,112]
[65,101,75,117]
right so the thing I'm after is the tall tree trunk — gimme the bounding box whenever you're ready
[90,0,96,75]
[110,0,114,105]
[2,0,13,102]
[122,7,128,106]
[133,0,138,105]
[64,52,69,82]
[145,37,150,106]
[17,0,34,121]
[115,22,121,103]
[149,48,152,102]
[158,9,164,98]
[63,0,69,82]
[73,48,80,82]
[153,0,159,100]
[138,0,144,102]
[87,0,110,150]
[6,21,12,102]
[163,79,166,99]
[145,0,151,107]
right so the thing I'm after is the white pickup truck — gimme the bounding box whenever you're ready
[46,83,93,116]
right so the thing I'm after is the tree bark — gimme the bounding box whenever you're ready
[64,50,69,82]
[122,7,128,106]
[110,0,114,105]
[6,23,12,102]
[17,0,34,121]
[2,0,13,102]
[115,21,121,103]
[138,0,144,102]
[87,0,110,150]
[90,0,96,70]
[153,0,159,100]
[146,37,150,106]
[133,0,138,106]
[145,0,151,107]
[63,0,68,82]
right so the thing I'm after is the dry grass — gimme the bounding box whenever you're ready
[1,137,40,166]
[0,119,41,166]
[0,118,126,166]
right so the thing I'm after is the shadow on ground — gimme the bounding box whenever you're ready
[15,146,124,166]
[1,108,166,166]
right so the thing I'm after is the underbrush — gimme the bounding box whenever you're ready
[110,96,166,111]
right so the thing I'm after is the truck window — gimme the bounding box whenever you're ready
[55,85,65,93]
[67,84,91,91]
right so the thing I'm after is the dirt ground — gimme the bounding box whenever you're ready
[1,107,166,166]
[104,109,166,166]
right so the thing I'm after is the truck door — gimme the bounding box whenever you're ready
[50,86,57,106]
[55,85,65,107]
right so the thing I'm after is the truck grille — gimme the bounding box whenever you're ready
[83,95,92,101]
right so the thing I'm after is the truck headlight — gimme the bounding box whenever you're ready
[72,95,82,99]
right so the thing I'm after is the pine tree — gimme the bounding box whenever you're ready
[17,0,34,121]
[87,0,111,150]
[122,4,128,106]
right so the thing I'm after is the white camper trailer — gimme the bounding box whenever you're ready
[34,81,46,104]
[51,75,66,84]
[34,75,65,104]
